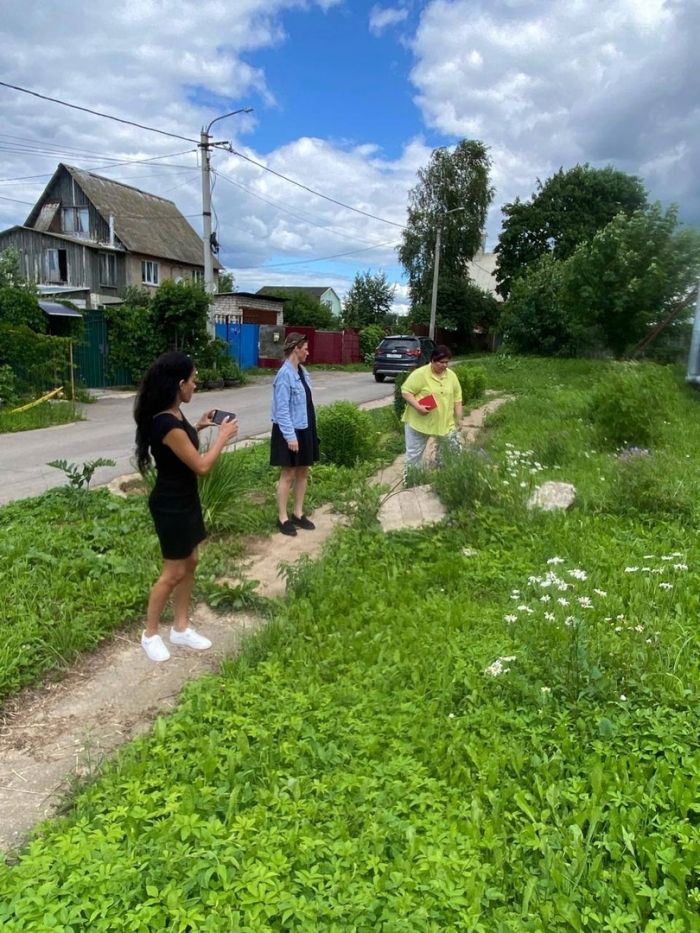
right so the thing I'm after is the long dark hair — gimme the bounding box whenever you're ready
[134,351,194,474]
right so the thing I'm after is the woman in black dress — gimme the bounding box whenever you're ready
[270,333,320,536]
[134,351,238,662]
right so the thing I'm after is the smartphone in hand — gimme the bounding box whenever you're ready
[211,409,236,425]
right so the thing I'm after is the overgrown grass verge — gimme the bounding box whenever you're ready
[0,400,83,432]
[0,406,402,703]
[1,359,699,929]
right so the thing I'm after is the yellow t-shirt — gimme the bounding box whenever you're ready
[401,364,462,436]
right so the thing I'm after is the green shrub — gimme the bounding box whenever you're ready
[588,362,678,449]
[432,445,505,513]
[452,363,487,402]
[0,363,17,407]
[317,401,374,466]
[359,324,385,364]
[393,372,409,419]
[601,452,695,522]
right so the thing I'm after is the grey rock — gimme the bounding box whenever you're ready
[528,481,576,511]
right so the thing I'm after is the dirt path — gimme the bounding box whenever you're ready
[0,394,509,856]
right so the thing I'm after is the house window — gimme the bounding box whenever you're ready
[99,252,117,287]
[45,248,68,284]
[62,207,89,236]
[192,269,203,284]
[141,260,159,286]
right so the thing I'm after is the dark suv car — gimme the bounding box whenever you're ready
[372,335,436,382]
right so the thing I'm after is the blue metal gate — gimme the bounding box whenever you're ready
[215,321,259,369]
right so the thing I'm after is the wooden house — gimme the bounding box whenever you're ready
[0,163,218,309]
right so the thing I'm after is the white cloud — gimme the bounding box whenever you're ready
[369,5,409,36]
[409,0,699,230]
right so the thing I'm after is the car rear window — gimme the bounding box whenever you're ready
[380,339,418,351]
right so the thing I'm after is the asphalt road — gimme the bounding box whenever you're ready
[0,371,394,505]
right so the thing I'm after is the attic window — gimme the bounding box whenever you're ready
[62,207,89,236]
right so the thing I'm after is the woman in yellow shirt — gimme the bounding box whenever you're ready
[401,345,463,474]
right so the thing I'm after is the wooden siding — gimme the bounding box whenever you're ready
[0,228,127,293]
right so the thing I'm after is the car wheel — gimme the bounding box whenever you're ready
[374,373,385,382]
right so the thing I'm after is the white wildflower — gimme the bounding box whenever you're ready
[544,612,555,621]
[568,569,588,581]
[619,694,627,701]
[593,588,607,597]
[517,604,534,614]
[564,616,577,627]
[634,625,644,633]
[504,614,518,624]
[577,596,593,609]
[624,567,639,573]
[484,656,516,677]
[557,597,569,606]
[673,563,688,571]
[659,582,673,590]
[540,686,551,694]
[547,556,565,565]
[540,595,551,603]
[448,713,455,719]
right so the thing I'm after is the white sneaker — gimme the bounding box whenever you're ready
[141,632,170,662]
[169,626,212,651]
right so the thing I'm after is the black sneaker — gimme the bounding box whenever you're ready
[292,514,315,530]
[277,519,297,536]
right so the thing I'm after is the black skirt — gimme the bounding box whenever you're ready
[270,422,320,468]
[149,489,207,560]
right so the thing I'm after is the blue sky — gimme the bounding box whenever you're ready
[0,0,697,314]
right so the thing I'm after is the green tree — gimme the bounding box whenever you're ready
[398,139,494,322]
[495,164,648,298]
[262,289,336,328]
[500,204,700,359]
[561,204,700,357]
[408,278,501,351]
[217,270,235,293]
[342,270,395,328]
[151,279,211,354]
[105,288,159,384]
[0,248,45,332]
[499,254,587,357]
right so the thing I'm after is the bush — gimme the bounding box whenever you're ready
[393,372,410,419]
[317,401,375,466]
[588,362,678,449]
[601,453,695,522]
[0,364,17,408]
[432,445,505,513]
[0,323,71,394]
[359,324,385,364]
[452,363,486,402]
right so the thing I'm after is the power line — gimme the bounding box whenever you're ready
[0,151,197,186]
[0,81,199,145]
[0,194,33,205]
[239,238,400,271]
[230,148,406,229]
[213,168,395,250]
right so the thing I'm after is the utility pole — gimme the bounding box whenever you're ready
[198,108,253,318]
[428,224,442,342]
[428,206,465,341]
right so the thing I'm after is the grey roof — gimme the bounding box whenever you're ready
[28,164,213,268]
[257,286,333,300]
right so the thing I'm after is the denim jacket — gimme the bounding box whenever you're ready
[271,360,312,442]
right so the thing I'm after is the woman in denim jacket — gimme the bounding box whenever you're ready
[270,333,319,535]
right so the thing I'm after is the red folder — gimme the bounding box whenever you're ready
[419,393,437,411]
